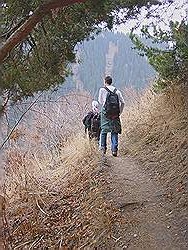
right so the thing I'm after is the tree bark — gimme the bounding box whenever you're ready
[0,0,87,64]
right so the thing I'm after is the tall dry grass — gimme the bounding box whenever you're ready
[120,82,187,228]
[0,91,91,196]
[1,83,187,248]
[0,91,116,249]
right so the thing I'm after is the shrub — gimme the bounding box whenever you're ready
[130,21,188,91]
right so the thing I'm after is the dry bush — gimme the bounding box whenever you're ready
[0,91,92,200]
[0,91,91,154]
[2,136,115,249]
[120,82,187,226]
[0,91,116,249]
[0,91,92,190]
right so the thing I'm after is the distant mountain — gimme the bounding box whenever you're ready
[62,31,156,97]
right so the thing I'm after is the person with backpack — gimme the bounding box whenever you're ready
[98,76,125,156]
[82,100,101,141]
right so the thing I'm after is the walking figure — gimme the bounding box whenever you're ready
[83,100,101,141]
[98,76,125,156]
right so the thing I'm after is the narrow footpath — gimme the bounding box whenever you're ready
[104,155,187,250]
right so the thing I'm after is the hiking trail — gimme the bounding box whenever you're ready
[103,154,187,250]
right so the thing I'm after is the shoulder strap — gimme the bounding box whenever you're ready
[104,86,111,93]
[104,86,116,94]
[113,88,117,94]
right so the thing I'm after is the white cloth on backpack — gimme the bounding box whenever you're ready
[98,85,125,114]
[92,100,99,113]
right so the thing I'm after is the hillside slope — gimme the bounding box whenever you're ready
[63,31,156,96]
[0,83,187,249]
[120,83,188,246]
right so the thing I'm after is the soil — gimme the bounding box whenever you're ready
[103,154,187,250]
[0,151,187,249]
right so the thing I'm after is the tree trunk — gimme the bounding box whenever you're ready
[0,0,87,63]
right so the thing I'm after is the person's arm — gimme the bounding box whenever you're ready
[120,103,124,114]
[98,88,103,105]
[118,91,125,114]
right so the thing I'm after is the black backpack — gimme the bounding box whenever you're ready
[104,87,120,119]
[83,112,93,130]
[83,112,100,139]
[91,113,100,133]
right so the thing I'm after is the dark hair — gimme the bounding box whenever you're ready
[105,76,112,85]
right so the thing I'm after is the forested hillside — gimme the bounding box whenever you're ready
[63,31,156,97]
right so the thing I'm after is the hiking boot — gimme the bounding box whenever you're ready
[112,151,117,157]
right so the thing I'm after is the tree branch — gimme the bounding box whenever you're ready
[0,17,29,39]
[0,0,87,64]
[0,93,43,150]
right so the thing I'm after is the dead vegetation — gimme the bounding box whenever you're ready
[121,82,188,232]
[0,92,117,249]
[3,137,114,249]
[0,83,187,248]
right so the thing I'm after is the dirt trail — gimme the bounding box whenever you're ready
[105,155,187,250]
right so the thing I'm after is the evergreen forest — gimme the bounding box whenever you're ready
[63,31,156,97]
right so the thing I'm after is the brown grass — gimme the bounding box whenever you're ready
[1,83,187,248]
[3,137,112,249]
[120,82,187,220]
[0,92,116,249]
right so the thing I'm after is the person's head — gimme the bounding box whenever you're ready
[92,100,99,113]
[104,76,112,86]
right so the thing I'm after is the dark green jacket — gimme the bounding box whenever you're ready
[100,107,121,134]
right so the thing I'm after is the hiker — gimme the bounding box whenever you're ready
[98,76,125,156]
[82,100,101,141]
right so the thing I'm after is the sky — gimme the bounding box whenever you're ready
[115,0,187,34]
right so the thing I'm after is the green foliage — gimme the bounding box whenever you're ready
[130,21,188,90]
[1,2,102,101]
[0,0,168,101]
[64,31,155,97]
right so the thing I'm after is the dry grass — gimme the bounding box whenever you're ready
[0,92,116,249]
[120,82,187,219]
[1,83,187,248]
[3,137,112,249]
[0,91,91,154]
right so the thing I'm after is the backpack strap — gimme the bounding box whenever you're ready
[113,88,117,94]
[104,86,117,94]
